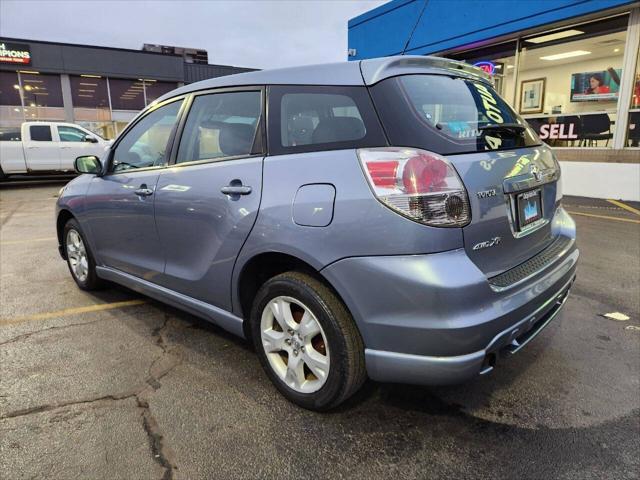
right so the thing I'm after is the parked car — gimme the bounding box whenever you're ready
[0,121,110,180]
[56,56,578,410]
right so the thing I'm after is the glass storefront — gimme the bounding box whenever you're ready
[0,71,177,139]
[627,43,640,147]
[445,14,638,151]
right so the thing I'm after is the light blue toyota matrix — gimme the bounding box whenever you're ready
[56,56,578,410]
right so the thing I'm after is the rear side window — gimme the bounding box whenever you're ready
[268,85,386,155]
[30,125,52,142]
[370,75,540,155]
[176,91,261,164]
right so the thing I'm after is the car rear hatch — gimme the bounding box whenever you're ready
[366,60,561,277]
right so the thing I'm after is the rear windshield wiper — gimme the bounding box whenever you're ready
[478,123,526,134]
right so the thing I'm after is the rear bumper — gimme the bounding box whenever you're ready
[364,274,574,385]
[321,206,578,386]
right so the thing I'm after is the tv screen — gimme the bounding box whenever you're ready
[571,68,621,102]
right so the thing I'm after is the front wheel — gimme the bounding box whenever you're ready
[251,271,366,410]
[63,218,103,290]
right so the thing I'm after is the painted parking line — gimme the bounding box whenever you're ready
[606,199,640,216]
[0,237,57,246]
[567,211,640,224]
[0,299,147,326]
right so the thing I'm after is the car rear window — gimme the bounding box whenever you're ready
[370,74,540,155]
[268,85,386,155]
[29,125,52,142]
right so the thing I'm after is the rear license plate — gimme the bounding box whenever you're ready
[516,189,542,229]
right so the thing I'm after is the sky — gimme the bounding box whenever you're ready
[0,0,388,69]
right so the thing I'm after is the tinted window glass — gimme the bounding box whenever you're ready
[30,125,52,141]
[109,78,146,110]
[177,91,261,163]
[268,86,386,155]
[280,93,365,147]
[144,81,178,105]
[0,129,21,141]
[371,75,540,154]
[21,72,64,108]
[70,75,110,109]
[0,71,22,106]
[111,100,182,172]
[58,126,88,142]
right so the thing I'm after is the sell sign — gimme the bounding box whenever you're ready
[0,41,31,65]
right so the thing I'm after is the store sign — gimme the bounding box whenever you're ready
[473,61,496,75]
[539,123,578,140]
[0,41,31,65]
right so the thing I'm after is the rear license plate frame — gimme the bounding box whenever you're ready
[515,188,543,231]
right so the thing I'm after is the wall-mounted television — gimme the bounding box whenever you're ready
[570,68,621,102]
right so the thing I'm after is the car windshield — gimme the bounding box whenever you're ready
[371,74,541,154]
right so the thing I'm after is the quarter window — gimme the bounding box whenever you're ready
[176,91,261,164]
[58,126,89,142]
[29,125,52,141]
[111,100,182,172]
[280,93,365,147]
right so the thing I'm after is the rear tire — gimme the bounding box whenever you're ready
[63,218,103,290]
[250,271,366,411]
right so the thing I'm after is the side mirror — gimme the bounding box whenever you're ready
[83,135,99,143]
[74,155,102,174]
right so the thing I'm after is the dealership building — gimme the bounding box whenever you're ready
[349,0,640,200]
[0,39,255,140]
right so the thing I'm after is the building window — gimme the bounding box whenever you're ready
[626,47,640,147]
[143,80,177,105]
[0,71,23,128]
[109,78,146,110]
[448,41,518,104]
[70,75,109,109]
[20,72,64,108]
[517,15,628,147]
[0,71,22,106]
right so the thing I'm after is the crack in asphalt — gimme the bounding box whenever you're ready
[0,201,23,227]
[0,311,182,480]
[0,317,109,347]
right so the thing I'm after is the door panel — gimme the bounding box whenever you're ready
[24,125,60,170]
[84,171,164,278]
[154,89,264,310]
[57,125,102,171]
[155,158,263,309]
[82,99,184,278]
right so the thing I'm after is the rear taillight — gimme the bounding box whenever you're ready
[358,147,470,227]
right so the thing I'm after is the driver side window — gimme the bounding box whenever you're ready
[111,100,182,172]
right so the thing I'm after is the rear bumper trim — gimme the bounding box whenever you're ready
[488,235,574,291]
[365,275,575,386]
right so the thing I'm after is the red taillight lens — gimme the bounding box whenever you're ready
[368,160,399,189]
[358,147,470,227]
[401,153,448,194]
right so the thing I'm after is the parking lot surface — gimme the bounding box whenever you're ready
[1,179,639,480]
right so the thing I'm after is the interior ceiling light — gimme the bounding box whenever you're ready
[540,50,591,61]
[526,29,584,44]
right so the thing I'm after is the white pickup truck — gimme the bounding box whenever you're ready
[0,122,111,180]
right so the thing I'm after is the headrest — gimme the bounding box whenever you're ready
[218,123,256,157]
[311,117,365,144]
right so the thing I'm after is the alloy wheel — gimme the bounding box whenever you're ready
[260,296,330,393]
[66,229,89,283]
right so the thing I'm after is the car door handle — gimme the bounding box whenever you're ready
[134,185,154,197]
[221,185,252,195]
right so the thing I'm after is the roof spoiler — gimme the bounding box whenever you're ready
[360,55,492,85]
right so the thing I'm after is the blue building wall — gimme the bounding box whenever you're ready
[348,0,638,60]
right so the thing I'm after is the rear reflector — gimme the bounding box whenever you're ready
[358,147,470,227]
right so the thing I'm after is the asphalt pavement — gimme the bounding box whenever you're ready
[1,180,638,480]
